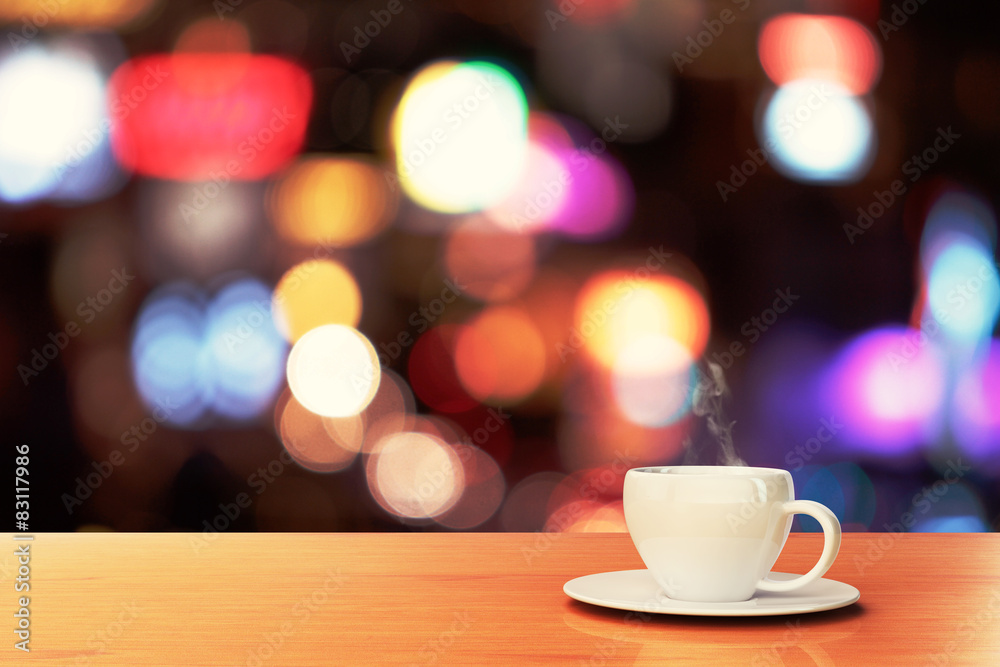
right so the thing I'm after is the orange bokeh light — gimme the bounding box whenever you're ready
[0,0,159,27]
[443,218,536,302]
[561,501,628,533]
[521,269,579,385]
[268,156,398,247]
[557,405,690,472]
[276,388,360,473]
[454,306,546,404]
[573,272,710,368]
[758,13,882,95]
[359,368,415,454]
[272,259,362,343]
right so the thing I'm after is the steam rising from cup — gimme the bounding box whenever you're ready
[683,361,747,467]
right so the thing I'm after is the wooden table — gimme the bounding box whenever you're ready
[5,532,999,665]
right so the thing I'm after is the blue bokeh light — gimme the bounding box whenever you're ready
[131,286,211,427]
[925,239,1000,346]
[205,279,287,421]
[131,278,288,428]
[912,516,988,532]
[793,462,877,532]
[906,481,988,533]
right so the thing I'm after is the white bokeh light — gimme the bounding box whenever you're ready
[286,324,381,418]
[0,47,109,202]
[368,432,465,519]
[0,50,104,163]
[760,79,874,183]
[392,61,528,213]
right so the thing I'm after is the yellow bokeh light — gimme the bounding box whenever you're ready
[573,272,710,368]
[454,306,546,403]
[272,259,362,343]
[268,156,398,247]
[286,324,380,418]
[0,0,159,27]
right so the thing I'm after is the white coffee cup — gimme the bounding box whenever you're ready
[623,466,841,603]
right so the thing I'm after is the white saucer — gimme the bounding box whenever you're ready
[564,570,859,617]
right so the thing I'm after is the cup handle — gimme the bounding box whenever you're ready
[756,500,841,594]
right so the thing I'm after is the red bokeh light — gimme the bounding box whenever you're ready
[758,14,881,95]
[408,325,479,413]
[108,54,312,180]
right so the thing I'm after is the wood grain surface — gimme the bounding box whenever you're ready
[3,532,999,665]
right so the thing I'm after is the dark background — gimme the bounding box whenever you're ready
[3,0,999,534]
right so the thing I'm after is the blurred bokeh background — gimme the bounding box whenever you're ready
[3,0,999,534]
